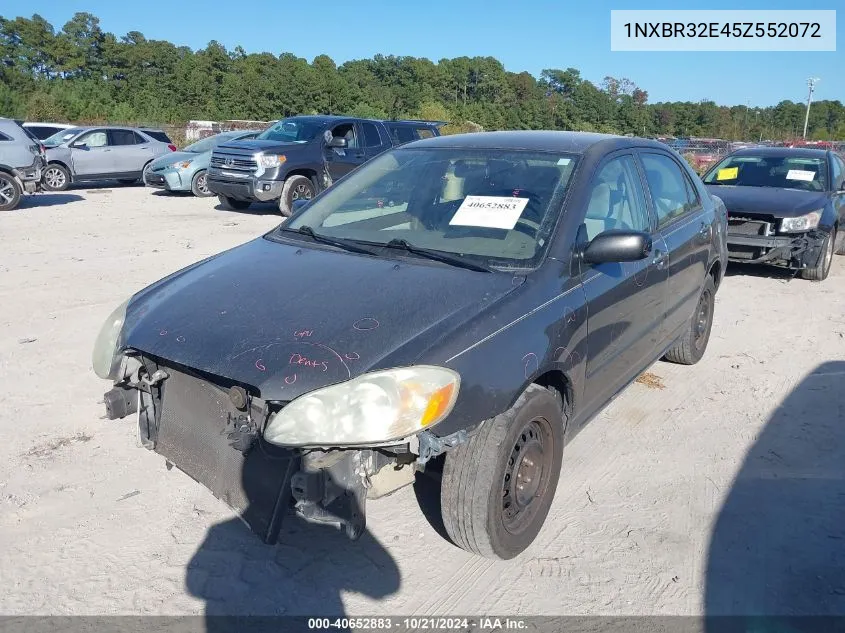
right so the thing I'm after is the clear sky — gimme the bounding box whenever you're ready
[2,0,841,107]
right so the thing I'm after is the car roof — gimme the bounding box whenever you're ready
[400,130,670,154]
[729,146,830,159]
[24,121,74,127]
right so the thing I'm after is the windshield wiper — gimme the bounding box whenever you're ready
[281,225,379,256]
[382,238,492,273]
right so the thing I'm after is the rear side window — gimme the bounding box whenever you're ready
[387,125,417,145]
[144,130,172,143]
[109,129,140,146]
[0,132,10,142]
[361,122,383,148]
[416,127,435,139]
[641,153,699,226]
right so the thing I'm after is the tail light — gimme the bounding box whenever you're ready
[167,144,177,152]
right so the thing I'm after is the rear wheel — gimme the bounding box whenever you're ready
[802,229,835,281]
[218,195,251,211]
[42,164,70,191]
[440,384,564,560]
[0,172,22,211]
[663,275,716,365]
[278,175,315,217]
[191,170,212,197]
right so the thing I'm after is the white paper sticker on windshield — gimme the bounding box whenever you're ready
[557,158,572,165]
[786,169,815,181]
[449,195,530,230]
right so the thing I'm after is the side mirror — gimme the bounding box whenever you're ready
[291,198,310,213]
[327,137,347,149]
[71,141,87,149]
[582,230,652,264]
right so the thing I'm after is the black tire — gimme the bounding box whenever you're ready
[801,229,835,281]
[440,384,564,560]
[190,170,212,197]
[0,172,22,211]
[663,275,716,365]
[218,195,251,211]
[42,164,70,192]
[278,175,315,217]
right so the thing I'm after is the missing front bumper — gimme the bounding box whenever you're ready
[727,230,826,269]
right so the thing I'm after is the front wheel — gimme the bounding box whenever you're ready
[663,275,716,365]
[42,164,70,191]
[191,170,212,197]
[801,229,835,281]
[218,195,251,211]
[0,173,22,211]
[440,384,564,560]
[278,175,315,217]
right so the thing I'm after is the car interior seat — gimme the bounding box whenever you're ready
[584,181,613,240]
[646,168,674,219]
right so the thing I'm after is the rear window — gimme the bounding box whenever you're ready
[143,130,172,143]
[24,125,61,140]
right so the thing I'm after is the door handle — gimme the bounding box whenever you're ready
[652,249,668,269]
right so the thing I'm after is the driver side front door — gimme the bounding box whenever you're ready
[70,129,112,177]
[323,122,366,181]
[579,153,669,411]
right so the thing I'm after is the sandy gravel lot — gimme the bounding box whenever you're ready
[1,185,843,618]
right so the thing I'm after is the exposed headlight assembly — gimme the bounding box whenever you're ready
[780,210,822,233]
[256,154,286,168]
[173,159,193,169]
[263,366,460,447]
[92,297,131,380]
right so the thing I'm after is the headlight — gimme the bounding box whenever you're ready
[173,159,193,169]
[256,154,286,168]
[92,297,130,380]
[263,366,460,447]
[780,210,822,233]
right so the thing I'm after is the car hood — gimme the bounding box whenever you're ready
[213,139,309,153]
[121,236,522,401]
[150,151,198,169]
[704,185,829,218]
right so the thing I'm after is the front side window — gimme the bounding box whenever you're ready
[702,154,828,192]
[329,123,358,150]
[641,153,698,226]
[582,155,650,241]
[281,149,578,268]
[78,131,108,148]
[830,154,844,190]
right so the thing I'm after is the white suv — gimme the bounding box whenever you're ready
[0,118,44,211]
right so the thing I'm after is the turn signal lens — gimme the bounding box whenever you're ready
[421,383,456,427]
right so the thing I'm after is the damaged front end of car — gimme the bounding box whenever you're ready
[725,211,827,270]
[94,304,466,543]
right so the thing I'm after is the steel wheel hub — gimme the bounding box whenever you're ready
[502,419,549,533]
[292,183,312,201]
[694,291,711,348]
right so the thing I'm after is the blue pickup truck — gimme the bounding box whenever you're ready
[207,116,445,215]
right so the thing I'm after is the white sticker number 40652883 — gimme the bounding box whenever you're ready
[449,195,530,230]
[786,169,816,182]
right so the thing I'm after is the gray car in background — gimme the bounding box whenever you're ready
[42,126,176,191]
[0,118,44,211]
[144,130,259,197]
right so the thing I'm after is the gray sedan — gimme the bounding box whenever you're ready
[143,130,259,197]
[41,126,176,191]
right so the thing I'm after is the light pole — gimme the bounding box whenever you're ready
[802,77,820,139]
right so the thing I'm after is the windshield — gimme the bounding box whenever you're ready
[43,127,83,147]
[703,154,828,192]
[257,118,322,143]
[282,148,578,269]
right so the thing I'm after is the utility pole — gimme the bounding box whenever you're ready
[802,77,820,139]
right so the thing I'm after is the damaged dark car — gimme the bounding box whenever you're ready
[93,131,726,560]
[702,147,845,281]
